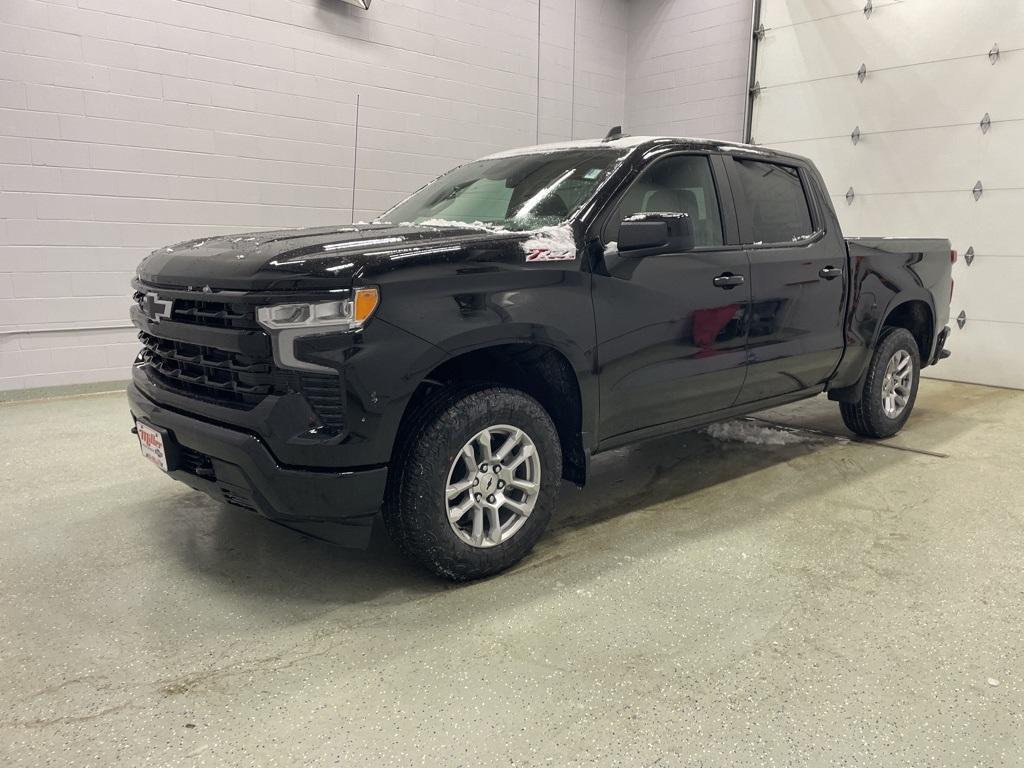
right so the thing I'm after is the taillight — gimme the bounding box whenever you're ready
[950,249,957,263]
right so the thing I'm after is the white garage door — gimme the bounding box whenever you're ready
[750,0,1024,389]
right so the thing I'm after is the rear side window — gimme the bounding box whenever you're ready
[732,159,814,244]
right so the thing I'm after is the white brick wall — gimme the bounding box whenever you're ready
[0,0,630,390]
[1,0,754,391]
[625,0,752,141]
[539,0,629,143]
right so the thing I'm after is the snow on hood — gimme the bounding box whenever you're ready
[404,218,500,231]
[396,219,578,261]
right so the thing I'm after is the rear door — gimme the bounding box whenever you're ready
[724,155,846,404]
[591,152,751,440]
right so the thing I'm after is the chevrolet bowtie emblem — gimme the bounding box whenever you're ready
[142,292,173,322]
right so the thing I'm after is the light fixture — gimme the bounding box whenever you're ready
[340,0,372,8]
[256,289,380,372]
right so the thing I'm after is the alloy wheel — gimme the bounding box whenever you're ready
[444,425,541,548]
[881,349,913,418]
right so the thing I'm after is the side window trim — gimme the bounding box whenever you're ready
[799,167,829,237]
[709,153,741,247]
[597,151,730,250]
[723,154,824,249]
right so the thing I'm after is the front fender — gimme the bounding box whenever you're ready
[376,267,599,451]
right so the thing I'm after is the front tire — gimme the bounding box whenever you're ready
[839,327,921,438]
[383,386,562,581]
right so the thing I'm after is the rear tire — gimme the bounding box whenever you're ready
[839,327,920,439]
[383,386,562,581]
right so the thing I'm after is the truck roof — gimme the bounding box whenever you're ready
[480,135,809,165]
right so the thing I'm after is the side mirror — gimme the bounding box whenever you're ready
[617,212,695,258]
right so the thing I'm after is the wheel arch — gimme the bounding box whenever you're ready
[829,295,934,404]
[879,298,934,363]
[391,338,591,486]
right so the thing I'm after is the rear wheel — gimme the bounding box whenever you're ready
[383,386,561,581]
[839,327,921,438]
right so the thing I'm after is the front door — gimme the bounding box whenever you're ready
[591,153,751,440]
[724,156,846,403]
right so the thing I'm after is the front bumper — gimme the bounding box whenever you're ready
[128,382,388,547]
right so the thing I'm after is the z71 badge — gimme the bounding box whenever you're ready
[525,248,575,262]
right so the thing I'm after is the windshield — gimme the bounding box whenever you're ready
[377,148,627,231]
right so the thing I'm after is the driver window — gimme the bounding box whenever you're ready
[608,155,724,247]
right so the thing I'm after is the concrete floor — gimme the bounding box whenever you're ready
[1,380,1022,767]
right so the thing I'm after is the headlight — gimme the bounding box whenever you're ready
[256,287,379,331]
[257,287,379,372]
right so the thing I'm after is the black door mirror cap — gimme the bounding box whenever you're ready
[617,212,696,257]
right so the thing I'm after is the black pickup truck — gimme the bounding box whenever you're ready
[129,135,953,580]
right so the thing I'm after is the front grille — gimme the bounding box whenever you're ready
[139,332,278,406]
[133,290,259,330]
[139,333,345,428]
[134,289,345,428]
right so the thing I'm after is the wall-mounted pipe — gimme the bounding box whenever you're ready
[350,93,361,224]
[742,0,763,143]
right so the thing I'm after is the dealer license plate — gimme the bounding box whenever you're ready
[136,421,168,472]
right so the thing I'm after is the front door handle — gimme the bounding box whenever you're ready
[713,273,745,289]
[819,266,843,280]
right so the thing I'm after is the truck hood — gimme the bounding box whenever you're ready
[136,222,558,291]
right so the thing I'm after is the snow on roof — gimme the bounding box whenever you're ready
[480,136,662,160]
[479,135,762,160]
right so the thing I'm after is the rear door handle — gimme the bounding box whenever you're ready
[713,273,745,289]
[819,266,843,280]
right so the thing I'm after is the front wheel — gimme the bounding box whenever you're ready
[383,386,562,581]
[839,327,921,438]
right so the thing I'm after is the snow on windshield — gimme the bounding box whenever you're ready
[377,148,628,233]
